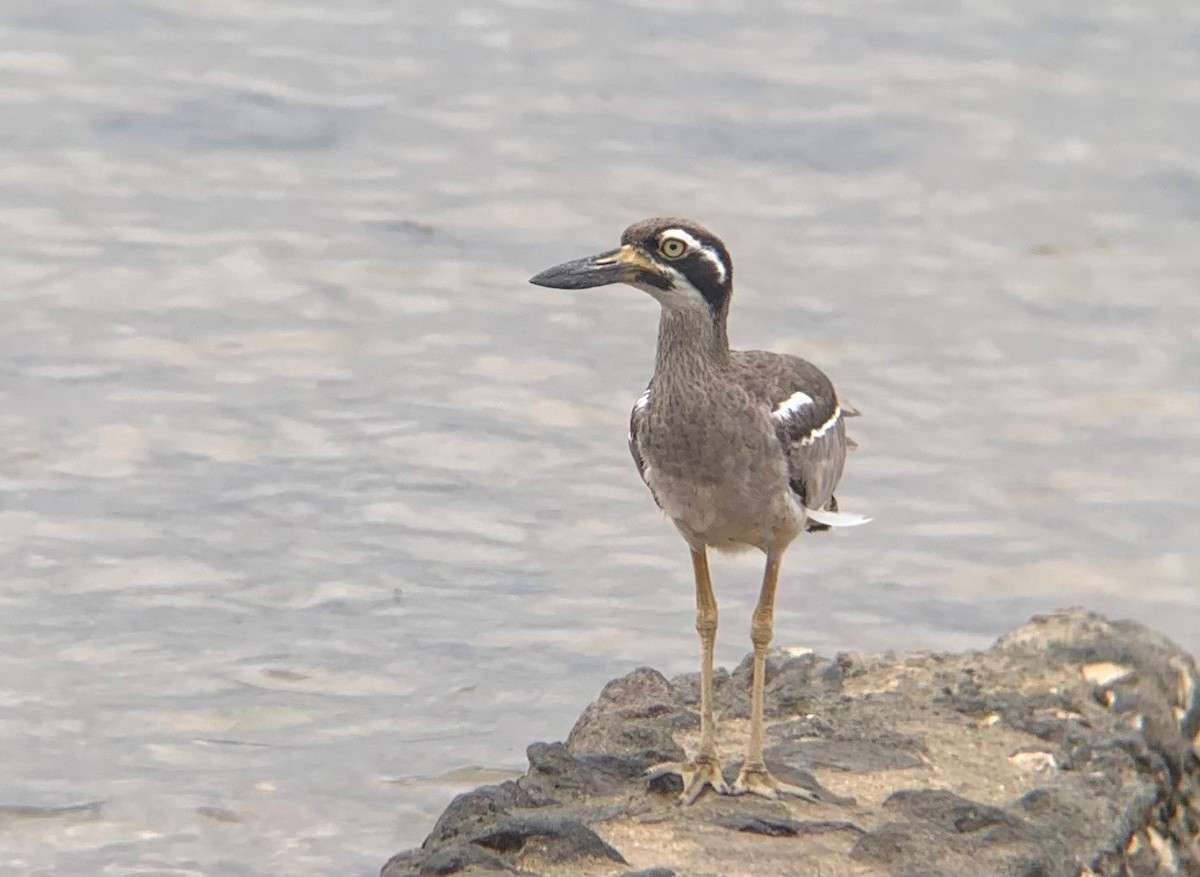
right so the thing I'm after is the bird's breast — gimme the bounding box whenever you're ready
[636,395,799,551]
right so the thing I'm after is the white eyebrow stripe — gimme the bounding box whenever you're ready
[664,228,705,250]
[771,391,814,419]
[798,404,841,446]
[662,228,728,284]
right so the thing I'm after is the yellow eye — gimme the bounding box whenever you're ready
[659,237,687,259]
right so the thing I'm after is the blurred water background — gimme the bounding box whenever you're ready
[0,1,1197,874]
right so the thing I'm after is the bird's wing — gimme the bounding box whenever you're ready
[733,351,864,528]
[628,387,661,507]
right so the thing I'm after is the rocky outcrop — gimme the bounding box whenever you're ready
[383,609,1200,877]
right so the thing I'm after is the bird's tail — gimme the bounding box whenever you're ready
[805,495,871,531]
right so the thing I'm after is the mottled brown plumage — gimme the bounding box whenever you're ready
[631,347,848,548]
[531,218,867,803]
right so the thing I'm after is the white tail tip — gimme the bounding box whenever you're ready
[805,508,872,528]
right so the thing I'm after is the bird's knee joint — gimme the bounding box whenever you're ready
[750,621,773,649]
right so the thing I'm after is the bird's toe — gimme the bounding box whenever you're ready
[644,754,730,804]
[731,764,820,803]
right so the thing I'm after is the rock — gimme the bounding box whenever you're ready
[383,610,1200,877]
[471,817,625,866]
[766,720,928,773]
[715,813,864,836]
[566,667,689,765]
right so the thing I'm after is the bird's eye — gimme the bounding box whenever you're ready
[659,237,687,259]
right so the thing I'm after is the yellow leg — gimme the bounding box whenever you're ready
[645,546,730,803]
[746,549,779,772]
[692,546,719,762]
[733,549,818,802]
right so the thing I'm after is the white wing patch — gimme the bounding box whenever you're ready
[662,228,728,284]
[772,391,814,419]
[629,388,650,442]
[799,404,841,447]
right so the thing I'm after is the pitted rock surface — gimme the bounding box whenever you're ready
[383,610,1200,877]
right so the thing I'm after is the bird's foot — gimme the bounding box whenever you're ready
[731,763,820,803]
[644,754,730,805]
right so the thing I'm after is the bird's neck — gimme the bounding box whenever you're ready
[653,305,731,381]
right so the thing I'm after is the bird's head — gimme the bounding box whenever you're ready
[529,218,733,315]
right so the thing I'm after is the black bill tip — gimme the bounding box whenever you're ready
[528,251,625,290]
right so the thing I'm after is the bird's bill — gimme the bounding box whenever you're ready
[529,244,665,290]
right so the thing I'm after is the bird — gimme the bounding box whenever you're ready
[529,218,867,805]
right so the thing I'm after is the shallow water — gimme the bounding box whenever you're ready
[1,1,1197,874]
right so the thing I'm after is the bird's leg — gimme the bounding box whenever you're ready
[645,546,730,804]
[732,549,819,802]
[692,546,723,784]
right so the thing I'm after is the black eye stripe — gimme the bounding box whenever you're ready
[623,219,733,311]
